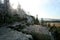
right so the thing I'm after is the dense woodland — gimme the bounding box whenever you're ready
[0,0,40,27]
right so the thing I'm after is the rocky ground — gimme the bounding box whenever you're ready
[23,25,51,35]
[22,25,54,40]
[0,24,54,40]
[0,27,33,40]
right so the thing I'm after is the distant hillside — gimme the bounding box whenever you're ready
[40,18,60,22]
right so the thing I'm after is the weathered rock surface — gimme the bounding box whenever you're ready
[0,27,33,40]
[22,25,54,40]
[23,25,50,34]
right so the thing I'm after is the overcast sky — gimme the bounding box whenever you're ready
[10,0,60,19]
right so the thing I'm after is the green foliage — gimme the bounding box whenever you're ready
[49,26,60,40]
[34,17,40,25]
[0,0,28,25]
[0,13,21,25]
[57,27,60,32]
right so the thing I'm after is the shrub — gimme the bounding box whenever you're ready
[31,32,51,40]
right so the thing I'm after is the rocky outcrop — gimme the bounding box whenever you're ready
[0,27,33,40]
[22,25,54,40]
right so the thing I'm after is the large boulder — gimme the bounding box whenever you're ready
[0,27,33,40]
[22,25,54,40]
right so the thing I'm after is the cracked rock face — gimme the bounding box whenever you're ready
[0,27,33,40]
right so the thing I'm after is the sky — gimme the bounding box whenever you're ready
[10,0,60,19]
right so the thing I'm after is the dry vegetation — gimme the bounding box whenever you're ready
[50,23,60,27]
[44,23,60,27]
